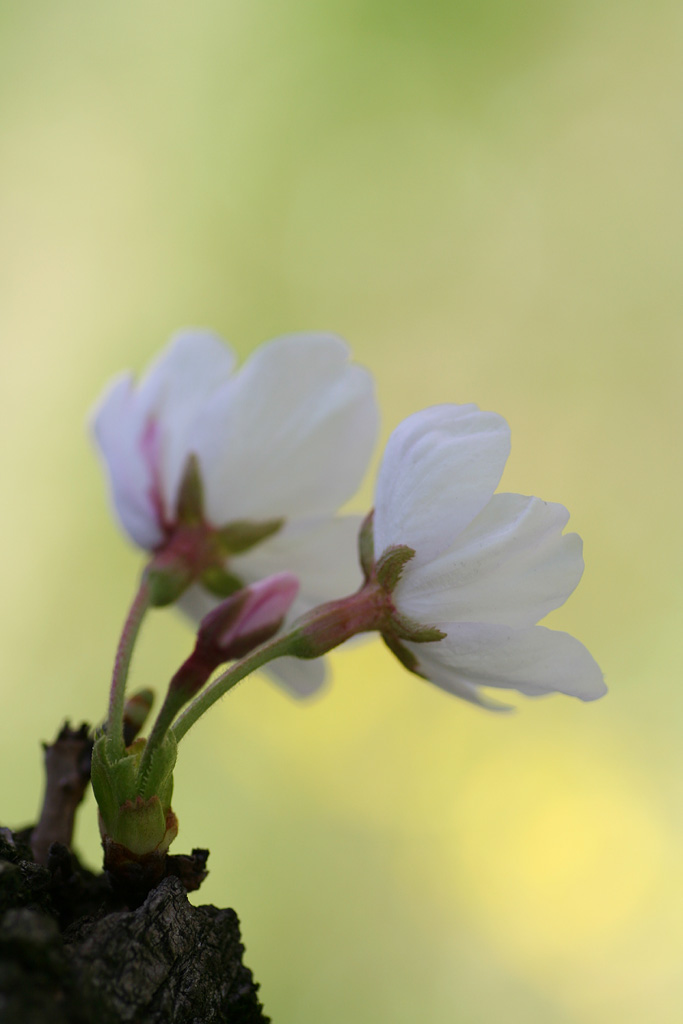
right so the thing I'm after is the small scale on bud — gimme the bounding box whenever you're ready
[104,794,178,858]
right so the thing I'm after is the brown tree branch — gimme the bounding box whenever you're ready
[30,722,93,866]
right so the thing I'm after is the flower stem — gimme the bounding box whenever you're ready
[172,632,297,742]
[136,673,196,788]
[172,582,386,743]
[106,578,152,760]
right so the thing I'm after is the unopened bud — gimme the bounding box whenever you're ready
[168,573,301,705]
[103,794,178,857]
[199,572,300,663]
[91,729,177,860]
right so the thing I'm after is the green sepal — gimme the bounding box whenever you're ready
[376,544,416,593]
[137,728,177,804]
[217,518,284,555]
[382,621,446,678]
[382,631,420,673]
[391,612,446,644]
[144,558,194,607]
[91,733,140,838]
[358,510,375,580]
[176,454,205,525]
[200,565,245,598]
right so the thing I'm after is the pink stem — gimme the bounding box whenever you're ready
[106,578,152,759]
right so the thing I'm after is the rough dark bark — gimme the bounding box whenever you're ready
[2,722,269,1020]
[0,827,270,1023]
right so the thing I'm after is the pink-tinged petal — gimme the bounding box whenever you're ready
[215,572,300,648]
[192,334,378,523]
[178,584,328,698]
[396,494,585,629]
[91,373,164,549]
[373,405,511,569]
[136,330,237,520]
[191,572,300,662]
[405,623,606,703]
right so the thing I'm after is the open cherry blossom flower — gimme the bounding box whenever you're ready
[155,398,608,835]
[284,403,605,709]
[92,329,378,694]
[366,404,606,708]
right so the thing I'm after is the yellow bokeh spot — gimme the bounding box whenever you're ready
[445,749,669,961]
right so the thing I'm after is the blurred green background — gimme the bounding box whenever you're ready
[1,1,681,1020]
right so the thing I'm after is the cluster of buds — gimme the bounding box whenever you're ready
[90,330,605,878]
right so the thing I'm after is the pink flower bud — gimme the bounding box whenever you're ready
[201,572,300,661]
[168,573,301,704]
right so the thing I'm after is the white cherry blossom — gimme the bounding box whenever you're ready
[92,329,378,694]
[372,405,605,708]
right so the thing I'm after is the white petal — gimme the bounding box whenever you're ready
[373,405,511,568]
[136,329,236,412]
[176,583,220,622]
[90,373,164,549]
[232,515,364,609]
[136,330,237,519]
[405,623,606,703]
[193,333,378,523]
[396,494,584,629]
[263,656,328,698]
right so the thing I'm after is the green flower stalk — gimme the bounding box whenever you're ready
[92,573,300,876]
